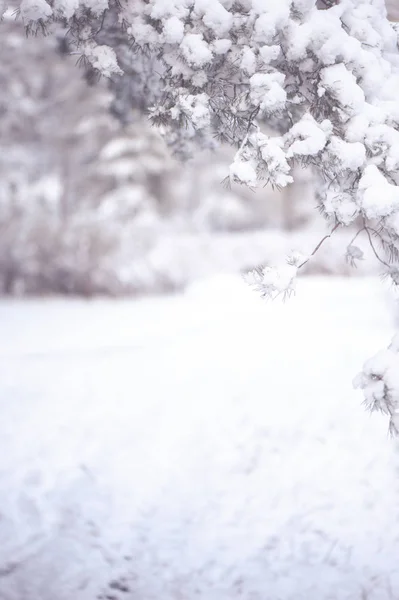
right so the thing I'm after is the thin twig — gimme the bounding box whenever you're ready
[348,226,365,247]
[363,226,391,268]
[298,222,340,268]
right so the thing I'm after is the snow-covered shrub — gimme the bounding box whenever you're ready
[0,173,122,295]
[0,127,182,295]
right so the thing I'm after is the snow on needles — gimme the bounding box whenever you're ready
[20,0,52,21]
[84,45,122,78]
[14,0,399,236]
[358,164,399,219]
[245,263,298,300]
[355,333,399,435]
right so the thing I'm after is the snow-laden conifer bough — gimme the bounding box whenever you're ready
[7,0,399,433]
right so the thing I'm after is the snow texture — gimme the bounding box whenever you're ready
[0,277,399,600]
[355,331,399,434]
[84,44,122,78]
[20,0,52,20]
[358,164,399,219]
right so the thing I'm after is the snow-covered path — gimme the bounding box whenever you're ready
[0,276,398,600]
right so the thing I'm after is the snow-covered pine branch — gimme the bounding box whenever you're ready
[12,0,399,261]
[8,0,399,431]
[354,334,399,436]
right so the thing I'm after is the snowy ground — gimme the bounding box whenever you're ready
[0,276,399,600]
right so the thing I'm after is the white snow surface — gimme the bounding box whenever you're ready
[1,276,399,600]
